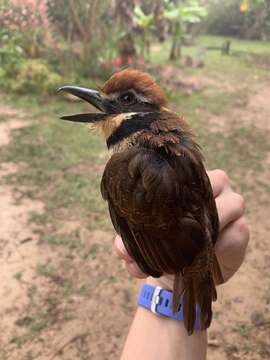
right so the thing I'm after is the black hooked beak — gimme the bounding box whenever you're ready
[58,86,108,123]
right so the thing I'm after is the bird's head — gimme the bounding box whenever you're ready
[58,69,167,147]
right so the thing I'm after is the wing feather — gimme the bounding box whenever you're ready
[101,147,210,275]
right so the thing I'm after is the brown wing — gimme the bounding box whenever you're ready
[101,146,215,277]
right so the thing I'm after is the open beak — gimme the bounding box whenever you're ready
[58,86,108,123]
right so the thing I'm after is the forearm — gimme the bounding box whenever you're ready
[121,304,207,360]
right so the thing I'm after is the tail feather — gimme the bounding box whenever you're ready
[212,254,224,286]
[182,269,217,335]
[183,278,196,335]
[196,273,215,329]
[172,272,183,312]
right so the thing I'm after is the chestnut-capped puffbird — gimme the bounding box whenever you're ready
[58,69,223,335]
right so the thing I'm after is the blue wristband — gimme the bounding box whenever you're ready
[137,284,201,330]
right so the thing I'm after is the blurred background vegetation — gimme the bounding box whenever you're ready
[0,0,269,95]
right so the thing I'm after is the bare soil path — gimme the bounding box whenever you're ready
[208,83,270,360]
[0,110,46,359]
[0,107,132,360]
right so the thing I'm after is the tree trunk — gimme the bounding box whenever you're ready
[169,23,182,60]
[141,30,145,59]
[176,41,181,58]
[115,0,136,61]
[146,38,150,60]
[170,36,177,60]
[153,0,166,42]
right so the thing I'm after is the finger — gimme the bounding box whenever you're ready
[207,169,230,198]
[125,261,148,279]
[113,235,134,262]
[215,216,249,282]
[114,236,148,278]
[215,190,245,230]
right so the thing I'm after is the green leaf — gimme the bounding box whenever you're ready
[134,5,145,19]
[134,5,155,30]
[164,2,207,23]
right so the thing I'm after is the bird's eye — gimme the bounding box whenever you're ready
[119,91,136,105]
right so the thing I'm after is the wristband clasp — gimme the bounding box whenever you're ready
[150,286,162,314]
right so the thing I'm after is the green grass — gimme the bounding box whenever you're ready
[8,261,77,348]
[36,263,56,278]
[151,35,270,82]
[200,35,270,54]
[14,272,23,281]
[0,94,111,232]
[168,87,250,120]
[42,233,81,249]
[11,297,63,348]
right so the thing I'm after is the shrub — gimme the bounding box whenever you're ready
[205,0,245,37]
[0,29,25,67]
[0,67,6,82]
[0,0,51,57]
[0,59,62,94]
[205,0,270,40]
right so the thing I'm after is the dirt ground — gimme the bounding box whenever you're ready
[0,82,269,359]
[207,83,270,360]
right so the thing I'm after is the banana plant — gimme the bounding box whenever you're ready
[134,5,155,59]
[164,0,207,60]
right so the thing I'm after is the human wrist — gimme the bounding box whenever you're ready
[122,306,207,360]
[146,274,183,293]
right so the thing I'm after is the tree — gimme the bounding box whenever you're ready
[134,5,155,59]
[240,0,270,39]
[47,0,74,42]
[206,0,270,40]
[152,0,167,42]
[164,0,207,60]
[115,0,137,64]
[47,0,112,74]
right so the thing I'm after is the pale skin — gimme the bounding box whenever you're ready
[113,170,250,360]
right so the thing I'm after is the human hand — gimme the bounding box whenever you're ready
[114,170,250,290]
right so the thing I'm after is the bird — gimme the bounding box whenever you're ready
[58,68,223,335]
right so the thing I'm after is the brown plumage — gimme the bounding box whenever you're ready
[102,69,167,108]
[59,69,223,335]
